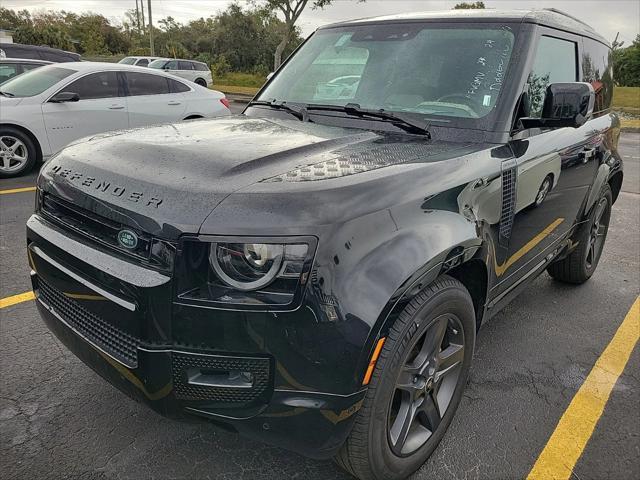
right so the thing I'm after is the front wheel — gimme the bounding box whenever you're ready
[335,275,476,480]
[0,127,37,178]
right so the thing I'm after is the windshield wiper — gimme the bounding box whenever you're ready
[305,103,431,137]
[248,100,309,122]
[0,90,15,97]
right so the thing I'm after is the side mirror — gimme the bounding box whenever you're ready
[50,91,79,103]
[520,82,594,129]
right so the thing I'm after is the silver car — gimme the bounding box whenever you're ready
[148,58,213,87]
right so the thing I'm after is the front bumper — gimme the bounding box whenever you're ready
[27,214,365,459]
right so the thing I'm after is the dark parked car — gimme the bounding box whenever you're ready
[0,58,50,82]
[27,9,621,480]
[0,43,80,62]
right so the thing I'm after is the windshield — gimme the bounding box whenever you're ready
[0,66,74,97]
[148,59,168,69]
[118,57,137,65]
[259,23,516,121]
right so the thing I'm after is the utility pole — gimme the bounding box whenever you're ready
[135,0,141,34]
[148,0,154,56]
[140,0,145,34]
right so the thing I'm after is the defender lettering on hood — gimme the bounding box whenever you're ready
[48,165,163,208]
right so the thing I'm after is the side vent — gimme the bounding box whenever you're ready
[499,159,518,247]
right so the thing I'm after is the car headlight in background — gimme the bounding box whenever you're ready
[175,236,317,310]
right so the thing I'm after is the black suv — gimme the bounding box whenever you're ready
[28,9,622,480]
[0,43,80,62]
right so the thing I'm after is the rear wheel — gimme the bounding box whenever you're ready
[194,78,207,87]
[0,127,37,178]
[335,275,475,480]
[547,184,612,284]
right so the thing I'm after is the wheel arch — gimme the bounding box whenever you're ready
[353,228,488,389]
[608,170,623,204]
[0,123,43,163]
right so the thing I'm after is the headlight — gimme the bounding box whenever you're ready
[175,236,316,310]
[210,243,286,291]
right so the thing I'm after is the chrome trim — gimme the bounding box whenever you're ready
[32,245,137,312]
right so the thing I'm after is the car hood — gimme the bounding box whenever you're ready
[38,116,478,240]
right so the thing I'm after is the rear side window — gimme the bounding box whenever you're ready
[194,63,209,72]
[178,61,194,70]
[168,78,190,93]
[64,71,121,100]
[581,38,613,114]
[0,63,19,82]
[528,35,577,117]
[41,51,65,62]
[124,71,170,95]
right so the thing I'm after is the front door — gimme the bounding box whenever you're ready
[490,32,600,299]
[42,71,128,154]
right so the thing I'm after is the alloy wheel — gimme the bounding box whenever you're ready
[535,177,552,206]
[387,314,465,456]
[0,136,28,173]
[586,196,610,270]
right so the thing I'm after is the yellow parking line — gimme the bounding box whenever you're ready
[0,291,35,309]
[0,186,36,195]
[527,296,640,480]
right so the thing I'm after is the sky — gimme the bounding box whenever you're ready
[3,0,639,46]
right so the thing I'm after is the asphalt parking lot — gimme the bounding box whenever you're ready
[1,130,638,480]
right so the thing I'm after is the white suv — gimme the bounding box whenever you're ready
[148,59,213,87]
[117,56,160,67]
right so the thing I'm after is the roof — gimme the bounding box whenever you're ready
[37,61,190,75]
[0,58,51,64]
[322,8,608,45]
[152,58,207,64]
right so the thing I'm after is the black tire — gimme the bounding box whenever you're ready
[194,78,207,87]
[335,275,476,480]
[547,183,612,284]
[0,127,37,178]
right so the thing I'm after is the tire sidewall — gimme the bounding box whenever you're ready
[581,184,612,277]
[366,283,476,478]
[0,128,37,178]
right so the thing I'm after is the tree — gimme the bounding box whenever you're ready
[613,35,640,87]
[453,2,486,9]
[261,0,362,70]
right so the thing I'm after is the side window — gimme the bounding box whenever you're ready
[65,71,120,100]
[528,35,577,117]
[165,60,179,70]
[168,78,190,93]
[41,51,64,62]
[0,64,19,82]
[136,58,149,67]
[125,72,170,96]
[581,38,613,114]
[195,63,209,72]
[178,61,193,71]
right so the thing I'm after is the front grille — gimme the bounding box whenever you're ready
[172,352,271,404]
[40,194,151,259]
[37,277,140,368]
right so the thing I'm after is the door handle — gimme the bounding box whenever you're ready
[167,101,182,106]
[108,105,125,110]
